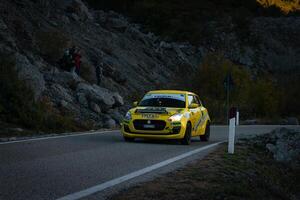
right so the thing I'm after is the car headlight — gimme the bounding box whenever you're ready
[124,111,132,121]
[168,113,183,122]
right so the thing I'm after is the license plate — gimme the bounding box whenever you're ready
[144,124,155,128]
[142,114,159,119]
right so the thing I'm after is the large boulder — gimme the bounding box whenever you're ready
[44,72,82,88]
[89,102,101,114]
[106,17,128,31]
[66,0,93,21]
[48,83,74,104]
[76,83,116,112]
[76,92,88,108]
[266,128,300,163]
[103,118,117,129]
[15,53,45,100]
[113,92,124,107]
[108,108,124,124]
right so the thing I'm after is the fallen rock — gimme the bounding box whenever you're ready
[107,108,124,123]
[89,102,101,114]
[76,83,117,112]
[49,83,74,103]
[266,128,300,163]
[67,0,93,21]
[106,17,128,31]
[103,118,117,129]
[44,72,82,88]
[113,93,124,107]
[76,92,88,108]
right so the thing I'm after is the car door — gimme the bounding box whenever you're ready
[187,95,201,136]
[197,97,208,135]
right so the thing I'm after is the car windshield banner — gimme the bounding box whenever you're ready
[142,94,185,102]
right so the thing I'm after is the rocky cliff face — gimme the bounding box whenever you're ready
[0,0,201,128]
[199,16,300,73]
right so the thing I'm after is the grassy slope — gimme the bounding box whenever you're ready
[111,137,300,200]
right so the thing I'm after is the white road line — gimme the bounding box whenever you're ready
[0,130,117,145]
[57,141,225,200]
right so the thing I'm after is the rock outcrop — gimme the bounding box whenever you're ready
[0,0,201,128]
[266,128,300,163]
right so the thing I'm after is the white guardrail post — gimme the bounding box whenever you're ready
[228,117,236,154]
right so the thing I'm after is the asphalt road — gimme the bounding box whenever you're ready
[0,125,299,200]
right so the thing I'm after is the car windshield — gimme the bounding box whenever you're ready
[139,93,186,108]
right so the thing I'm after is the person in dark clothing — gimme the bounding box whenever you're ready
[59,48,73,71]
[96,52,104,85]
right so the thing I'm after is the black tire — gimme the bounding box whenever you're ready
[124,137,135,142]
[200,122,210,141]
[181,122,192,145]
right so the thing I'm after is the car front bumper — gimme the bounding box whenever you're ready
[121,118,186,140]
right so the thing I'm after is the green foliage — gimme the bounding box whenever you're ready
[35,30,70,63]
[0,53,85,134]
[0,53,35,124]
[192,53,280,122]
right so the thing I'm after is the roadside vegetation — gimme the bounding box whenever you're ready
[85,0,300,45]
[86,0,300,124]
[110,130,300,200]
[0,53,88,137]
[191,53,283,123]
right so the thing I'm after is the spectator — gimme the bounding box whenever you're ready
[73,48,82,76]
[96,52,104,85]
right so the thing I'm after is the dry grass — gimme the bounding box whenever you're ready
[110,138,300,200]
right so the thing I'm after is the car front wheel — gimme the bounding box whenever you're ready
[181,123,191,145]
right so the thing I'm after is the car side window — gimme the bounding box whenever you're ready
[188,95,194,106]
[195,96,202,106]
[188,95,200,106]
[193,96,200,105]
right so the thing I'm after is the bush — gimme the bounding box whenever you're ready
[192,53,280,122]
[80,61,95,84]
[35,30,70,63]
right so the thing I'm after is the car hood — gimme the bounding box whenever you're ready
[132,107,184,116]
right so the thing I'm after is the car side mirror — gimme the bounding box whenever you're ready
[133,101,138,107]
[189,103,199,109]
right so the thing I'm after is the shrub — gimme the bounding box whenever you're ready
[80,61,95,84]
[0,53,85,135]
[192,53,280,122]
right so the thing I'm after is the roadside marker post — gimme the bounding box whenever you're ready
[236,111,239,126]
[228,117,236,154]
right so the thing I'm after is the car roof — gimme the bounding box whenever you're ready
[147,90,197,96]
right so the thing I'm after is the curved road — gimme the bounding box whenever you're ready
[0,125,298,200]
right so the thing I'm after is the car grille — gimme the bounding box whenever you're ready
[133,120,166,131]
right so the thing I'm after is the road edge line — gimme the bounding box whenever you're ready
[57,141,225,200]
[0,130,117,145]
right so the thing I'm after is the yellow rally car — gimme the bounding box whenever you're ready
[121,90,211,145]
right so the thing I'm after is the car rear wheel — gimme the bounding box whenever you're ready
[200,122,210,141]
[181,123,191,145]
[124,137,135,142]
